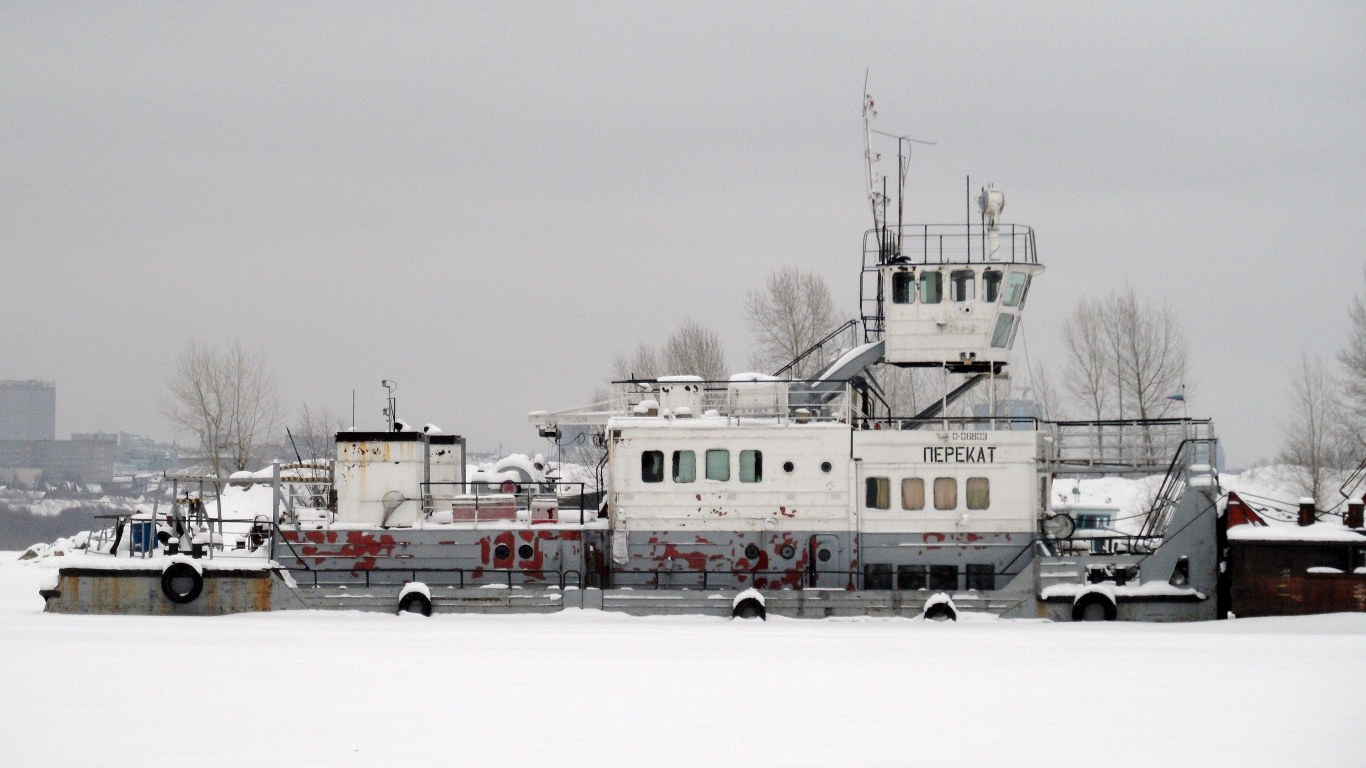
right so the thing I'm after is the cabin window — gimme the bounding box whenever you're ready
[950,270,975,302]
[966,564,995,591]
[983,269,1002,302]
[891,271,915,304]
[929,565,958,591]
[919,271,943,304]
[933,477,957,510]
[672,450,696,483]
[705,449,730,481]
[901,478,925,510]
[740,450,763,482]
[641,451,664,483]
[898,564,928,590]
[990,313,1016,348]
[865,476,891,509]
[864,563,894,590]
[966,477,990,510]
[1002,271,1030,308]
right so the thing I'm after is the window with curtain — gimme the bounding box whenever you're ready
[933,477,957,510]
[739,450,763,482]
[865,476,890,509]
[705,449,730,481]
[966,477,990,509]
[901,477,925,510]
[672,450,696,483]
[641,451,663,483]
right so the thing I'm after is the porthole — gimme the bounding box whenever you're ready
[782,461,795,473]
[744,543,761,560]
[517,543,534,560]
[779,544,796,560]
[494,543,511,560]
[817,549,832,563]
[820,461,832,473]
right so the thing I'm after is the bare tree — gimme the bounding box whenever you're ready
[746,267,839,377]
[879,365,932,417]
[291,404,346,464]
[1280,355,1346,506]
[1061,286,1188,421]
[1063,296,1112,422]
[1338,271,1366,452]
[612,342,661,381]
[661,320,728,381]
[1112,287,1187,422]
[1028,360,1067,422]
[164,341,280,478]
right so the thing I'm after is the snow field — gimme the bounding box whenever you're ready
[2,555,1365,767]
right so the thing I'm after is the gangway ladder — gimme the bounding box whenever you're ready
[1339,455,1366,502]
[1137,438,1219,540]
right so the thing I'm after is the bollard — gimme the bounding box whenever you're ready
[1297,498,1316,527]
[1347,499,1364,529]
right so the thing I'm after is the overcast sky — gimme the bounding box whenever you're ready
[3,2,1363,467]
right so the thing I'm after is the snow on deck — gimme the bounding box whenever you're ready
[3,552,1365,766]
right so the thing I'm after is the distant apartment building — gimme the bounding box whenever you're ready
[0,380,56,441]
[0,437,115,485]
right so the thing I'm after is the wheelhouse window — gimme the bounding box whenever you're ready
[705,449,730,481]
[891,271,915,304]
[865,476,891,509]
[983,269,1002,302]
[950,270,975,302]
[966,477,990,510]
[920,271,943,304]
[933,477,957,510]
[901,478,925,510]
[1002,271,1030,308]
[641,451,664,483]
[672,450,696,483]
[739,450,763,482]
[990,313,1016,349]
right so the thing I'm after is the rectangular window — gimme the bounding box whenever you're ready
[865,476,890,509]
[672,450,696,483]
[1002,271,1030,307]
[641,451,664,483]
[933,477,957,510]
[983,269,1002,302]
[891,271,914,304]
[705,449,730,481]
[990,313,1016,349]
[897,564,928,590]
[966,477,990,510]
[950,269,975,302]
[739,450,763,483]
[919,271,943,304]
[901,478,925,510]
[864,563,893,590]
[929,565,958,591]
[966,563,995,591]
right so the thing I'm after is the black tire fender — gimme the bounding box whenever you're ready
[731,596,766,620]
[1072,592,1118,622]
[923,602,957,622]
[398,591,433,616]
[160,562,204,604]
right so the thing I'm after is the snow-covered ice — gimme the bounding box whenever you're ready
[2,553,1364,766]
